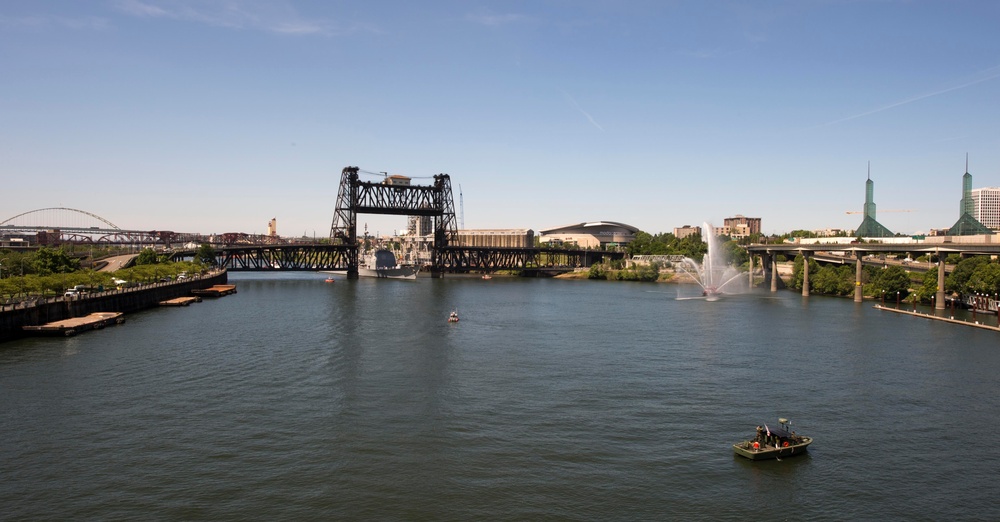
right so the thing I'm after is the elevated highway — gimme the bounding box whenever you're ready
[746,240,1000,309]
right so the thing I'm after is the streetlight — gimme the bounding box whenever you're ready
[896,291,900,307]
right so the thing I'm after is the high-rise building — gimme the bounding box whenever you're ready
[722,215,761,238]
[971,187,1000,230]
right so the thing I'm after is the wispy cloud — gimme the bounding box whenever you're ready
[564,92,604,132]
[0,15,109,30]
[466,11,528,27]
[674,48,724,60]
[113,0,364,36]
[817,65,1000,127]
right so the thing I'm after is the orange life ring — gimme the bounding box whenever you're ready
[782,441,789,447]
[752,441,760,449]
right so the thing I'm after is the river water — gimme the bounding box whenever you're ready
[2,273,999,520]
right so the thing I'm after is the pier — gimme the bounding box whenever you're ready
[159,296,202,306]
[191,285,237,297]
[873,304,1000,331]
[22,312,125,337]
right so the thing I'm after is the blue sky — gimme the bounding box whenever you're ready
[3,1,999,237]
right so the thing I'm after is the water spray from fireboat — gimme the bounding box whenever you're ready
[675,222,747,301]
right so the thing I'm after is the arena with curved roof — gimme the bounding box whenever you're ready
[538,221,639,249]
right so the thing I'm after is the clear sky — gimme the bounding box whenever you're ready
[3,1,999,237]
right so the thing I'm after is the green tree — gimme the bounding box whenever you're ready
[0,251,34,278]
[588,263,608,280]
[135,248,159,266]
[811,265,854,296]
[867,266,911,300]
[675,233,707,262]
[626,231,654,256]
[790,255,820,291]
[914,267,941,303]
[966,263,1000,296]
[196,243,217,266]
[33,248,79,276]
[946,256,989,294]
[787,230,819,239]
[721,240,748,268]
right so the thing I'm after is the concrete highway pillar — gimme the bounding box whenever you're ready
[802,252,810,297]
[854,251,864,303]
[771,252,778,293]
[935,249,946,310]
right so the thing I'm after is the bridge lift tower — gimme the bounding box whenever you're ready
[329,166,458,278]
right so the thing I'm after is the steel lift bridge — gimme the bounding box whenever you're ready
[327,166,622,278]
[330,166,458,278]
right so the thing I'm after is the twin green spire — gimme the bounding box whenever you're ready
[855,157,990,237]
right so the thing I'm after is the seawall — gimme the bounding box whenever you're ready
[0,269,228,343]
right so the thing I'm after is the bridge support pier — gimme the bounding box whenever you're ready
[854,251,865,303]
[801,252,810,297]
[770,252,778,293]
[748,254,754,289]
[935,248,946,310]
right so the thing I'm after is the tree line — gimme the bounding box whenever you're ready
[0,245,217,301]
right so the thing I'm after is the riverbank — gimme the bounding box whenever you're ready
[0,269,228,343]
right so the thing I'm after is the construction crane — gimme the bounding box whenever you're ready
[845,209,915,214]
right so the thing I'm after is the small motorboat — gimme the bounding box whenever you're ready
[448,310,460,323]
[733,418,812,460]
[481,274,492,280]
[324,277,335,283]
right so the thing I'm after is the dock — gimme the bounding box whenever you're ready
[22,312,125,337]
[874,304,1000,331]
[159,296,202,306]
[190,285,237,297]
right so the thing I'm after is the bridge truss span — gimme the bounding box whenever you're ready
[437,247,623,273]
[218,244,353,271]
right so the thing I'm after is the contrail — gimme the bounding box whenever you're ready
[564,92,604,131]
[817,65,1000,128]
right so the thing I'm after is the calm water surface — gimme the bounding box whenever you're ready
[2,273,999,520]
